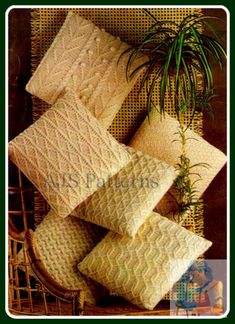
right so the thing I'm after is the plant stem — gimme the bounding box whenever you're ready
[173,116,204,223]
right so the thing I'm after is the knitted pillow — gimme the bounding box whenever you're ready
[26,12,146,129]
[71,146,176,237]
[129,111,227,217]
[78,212,212,310]
[8,91,131,218]
[18,211,108,305]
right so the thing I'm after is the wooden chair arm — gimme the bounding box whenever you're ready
[8,217,25,242]
[24,229,84,315]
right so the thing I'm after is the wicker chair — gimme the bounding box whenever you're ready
[8,170,84,316]
[8,169,173,317]
[8,170,197,317]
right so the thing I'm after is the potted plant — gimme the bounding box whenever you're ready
[124,9,226,121]
[123,10,226,221]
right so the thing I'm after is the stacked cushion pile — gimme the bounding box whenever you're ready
[10,13,226,309]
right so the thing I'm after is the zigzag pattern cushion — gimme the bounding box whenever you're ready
[8,91,131,218]
[71,146,176,237]
[129,111,227,217]
[26,12,146,129]
[78,212,212,310]
[18,211,108,305]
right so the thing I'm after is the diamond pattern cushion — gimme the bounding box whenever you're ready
[26,12,146,129]
[8,91,131,218]
[71,146,176,237]
[129,111,227,216]
[78,212,212,310]
[18,211,108,305]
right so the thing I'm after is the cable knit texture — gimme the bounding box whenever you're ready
[26,12,146,129]
[71,146,177,237]
[78,212,212,310]
[129,111,227,216]
[18,211,108,305]
[8,91,131,218]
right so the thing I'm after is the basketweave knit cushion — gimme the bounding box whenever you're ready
[78,212,212,310]
[71,146,177,237]
[18,211,108,305]
[8,91,131,218]
[129,110,227,216]
[26,12,146,129]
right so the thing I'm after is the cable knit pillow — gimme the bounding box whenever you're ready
[78,212,212,310]
[8,91,131,218]
[18,211,108,305]
[71,146,176,237]
[129,110,227,217]
[26,12,146,129]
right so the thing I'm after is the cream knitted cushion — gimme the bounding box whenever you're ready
[129,110,227,216]
[78,212,212,310]
[71,146,176,237]
[18,211,108,305]
[26,12,146,129]
[8,91,131,218]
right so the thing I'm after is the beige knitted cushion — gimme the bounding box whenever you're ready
[71,146,176,237]
[129,110,227,216]
[18,211,108,305]
[78,212,212,310]
[26,12,146,129]
[8,91,131,218]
